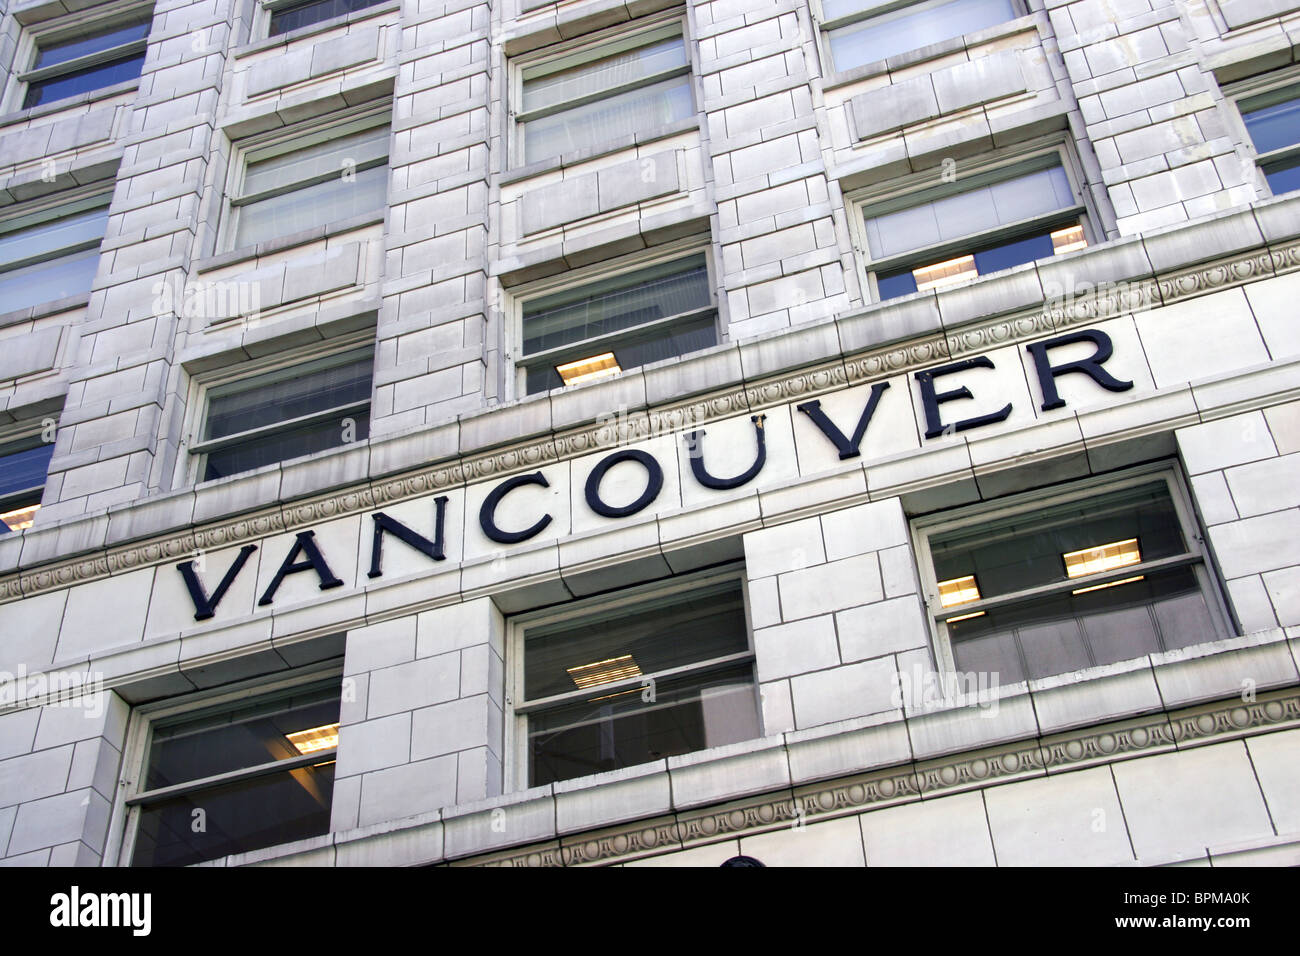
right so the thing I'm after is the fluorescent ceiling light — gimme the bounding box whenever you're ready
[913,254,976,292]
[286,723,340,755]
[1050,224,1088,255]
[567,654,642,689]
[1063,538,1141,579]
[556,353,621,387]
[1072,574,1145,595]
[938,574,981,608]
[0,503,38,533]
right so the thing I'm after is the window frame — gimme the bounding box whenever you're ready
[0,186,112,314]
[109,661,344,868]
[504,564,760,792]
[1229,69,1300,200]
[0,428,56,534]
[217,105,391,254]
[183,333,375,485]
[814,0,1028,79]
[255,0,395,41]
[850,142,1097,303]
[509,11,695,168]
[507,240,720,399]
[8,3,153,114]
[910,463,1234,679]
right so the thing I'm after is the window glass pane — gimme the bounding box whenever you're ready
[827,0,1016,73]
[522,75,693,163]
[242,126,389,195]
[203,415,369,480]
[0,205,108,267]
[145,685,341,789]
[931,481,1186,601]
[0,440,54,501]
[949,566,1215,682]
[233,162,387,246]
[31,19,150,70]
[529,663,759,785]
[0,247,102,312]
[1263,156,1300,195]
[204,352,373,441]
[522,256,710,355]
[864,165,1073,261]
[269,0,388,35]
[524,314,716,394]
[522,36,687,113]
[1243,94,1300,155]
[524,580,749,700]
[22,52,146,108]
[131,762,335,867]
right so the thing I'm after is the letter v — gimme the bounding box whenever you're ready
[796,381,889,460]
[177,545,257,621]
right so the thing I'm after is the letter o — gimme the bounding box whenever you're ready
[584,449,663,518]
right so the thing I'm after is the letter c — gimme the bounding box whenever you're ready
[479,471,553,544]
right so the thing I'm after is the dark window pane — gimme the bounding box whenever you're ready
[203,413,370,480]
[204,354,373,440]
[972,231,1055,274]
[1264,157,1300,195]
[0,440,54,500]
[23,52,146,109]
[270,0,389,36]
[131,762,335,867]
[145,685,341,789]
[529,663,758,785]
[524,315,717,395]
[877,269,919,300]
[32,20,150,70]
[1243,95,1300,155]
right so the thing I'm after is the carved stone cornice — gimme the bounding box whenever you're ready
[4,239,1300,604]
[462,687,1300,867]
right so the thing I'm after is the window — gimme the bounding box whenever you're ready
[913,468,1230,686]
[267,0,389,36]
[515,20,694,165]
[17,12,151,110]
[0,435,55,534]
[859,158,1090,301]
[0,192,110,313]
[516,251,717,394]
[191,346,373,482]
[510,573,760,787]
[122,674,340,867]
[1240,85,1300,196]
[223,111,389,250]
[821,0,1018,74]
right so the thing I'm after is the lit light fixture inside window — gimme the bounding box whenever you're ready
[1072,574,1145,596]
[1050,224,1088,255]
[912,254,977,292]
[286,722,340,755]
[556,352,621,387]
[938,574,981,608]
[567,654,642,689]
[1063,538,1141,579]
[0,503,39,532]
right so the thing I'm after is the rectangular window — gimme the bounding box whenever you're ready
[914,469,1229,685]
[225,113,389,250]
[1240,85,1300,197]
[822,0,1018,74]
[512,573,760,787]
[516,21,694,165]
[267,0,389,36]
[0,193,110,313]
[124,676,340,867]
[191,347,373,482]
[19,13,152,110]
[860,159,1089,301]
[0,435,55,534]
[518,252,717,394]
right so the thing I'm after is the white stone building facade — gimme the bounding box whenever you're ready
[0,0,1297,867]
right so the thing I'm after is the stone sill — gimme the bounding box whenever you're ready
[233,0,402,59]
[0,292,90,331]
[200,630,1300,867]
[499,117,700,185]
[0,80,137,131]
[193,211,386,273]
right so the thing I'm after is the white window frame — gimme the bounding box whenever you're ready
[5,1,153,114]
[504,565,759,793]
[509,11,694,168]
[506,239,719,399]
[814,0,1028,78]
[182,332,374,485]
[217,105,390,253]
[0,186,112,314]
[1227,68,1300,200]
[849,141,1097,303]
[910,462,1234,679]
[107,661,343,868]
